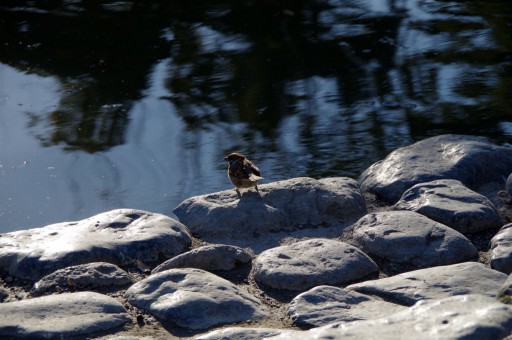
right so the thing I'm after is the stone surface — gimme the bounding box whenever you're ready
[287,285,406,327]
[507,173,512,196]
[253,238,378,291]
[0,287,7,302]
[498,273,512,303]
[0,209,192,280]
[152,244,253,274]
[173,177,367,238]
[0,291,130,338]
[348,262,506,306]
[272,295,512,340]
[394,179,501,234]
[491,223,512,274]
[359,134,512,203]
[196,327,283,340]
[125,268,269,330]
[347,211,477,269]
[31,262,135,296]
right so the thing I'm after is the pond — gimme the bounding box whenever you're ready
[0,0,511,232]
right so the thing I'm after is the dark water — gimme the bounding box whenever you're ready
[0,0,511,232]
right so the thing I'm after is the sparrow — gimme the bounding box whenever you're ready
[224,152,263,193]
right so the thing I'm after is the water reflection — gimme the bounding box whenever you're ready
[0,0,511,232]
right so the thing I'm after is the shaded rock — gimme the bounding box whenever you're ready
[273,294,512,340]
[347,262,506,306]
[359,134,512,203]
[0,291,130,338]
[152,244,253,274]
[498,273,512,304]
[491,223,512,274]
[173,177,367,239]
[196,327,283,340]
[0,287,7,302]
[125,268,269,330]
[31,262,135,296]
[507,173,512,196]
[0,209,192,280]
[347,211,477,269]
[253,239,378,291]
[394,179,501,234]
[287,285,406,327]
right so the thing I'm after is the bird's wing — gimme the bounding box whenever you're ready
[244,159,263,180]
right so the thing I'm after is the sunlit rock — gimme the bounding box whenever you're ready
[196,327,283,340]
[31,262,135,296]
[273,295,512,340]
[287,285,406,328]
[253,239,378,291]
[152,244,253,274]
[491,223,512,274]
[173,177,367,239]
[393,179,501,234]
[347,262,506,306]
[0,209,192,280]
[359,135,512,203]
[125,268,269,330]
[346,211,477,269]
[0,292,130,338]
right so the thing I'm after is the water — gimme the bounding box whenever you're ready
[0,0,511,232]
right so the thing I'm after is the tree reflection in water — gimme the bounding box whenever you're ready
[0,0,510,230]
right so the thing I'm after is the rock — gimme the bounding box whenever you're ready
[348,262,506,306]
[253,239,378,291]
[125,268,269,330]
[359,134,512,203]
[498,273,512,304]
[196,327,283,340]
[0,287,8,302]
[507,173,512,196]
[0,291,130,338]
[31,262,135,296]
[393,179,501,234]
[152,244,253,274]
[287,285,406,327]
[273,295,512,340]
[173,177,367,238]
[346,211,477,269]
[0,209,192,280]
[491,223,512,274]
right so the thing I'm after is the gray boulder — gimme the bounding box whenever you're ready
[125,268,269,330]
[507,173,512,196]
[394,179,501,234]
[173,177,367,238]
[498,273,512,304]
[0,287,7,302]
[359,134,512,203]
[0,209,192,280]
[491,223,512,274]
[347,211,477,269]
[152,244,253,274]
[348,262,506,306]
[0,292,130,338]
[31,262,135,296]
[253,239,378,291]
[273,294,512,340]
[196,327,283,340]
[287,285,406,327]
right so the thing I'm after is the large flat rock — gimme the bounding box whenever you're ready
[253,239,378,291]
[287,285,406,327]
[273,294,512,340]
[394,179,501,234]
[0,292,130,338]
[125,268,269,330]
[347,262,506,306]
[346,211,477,269]
[196,327,283,340]
[359,135,512,203]
[491,223,512,274]
[0,209,192,280]
[173,177,367,238]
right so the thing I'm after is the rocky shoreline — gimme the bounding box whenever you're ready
[1,134,512,339]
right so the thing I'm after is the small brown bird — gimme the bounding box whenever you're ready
[224,152,263,193]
